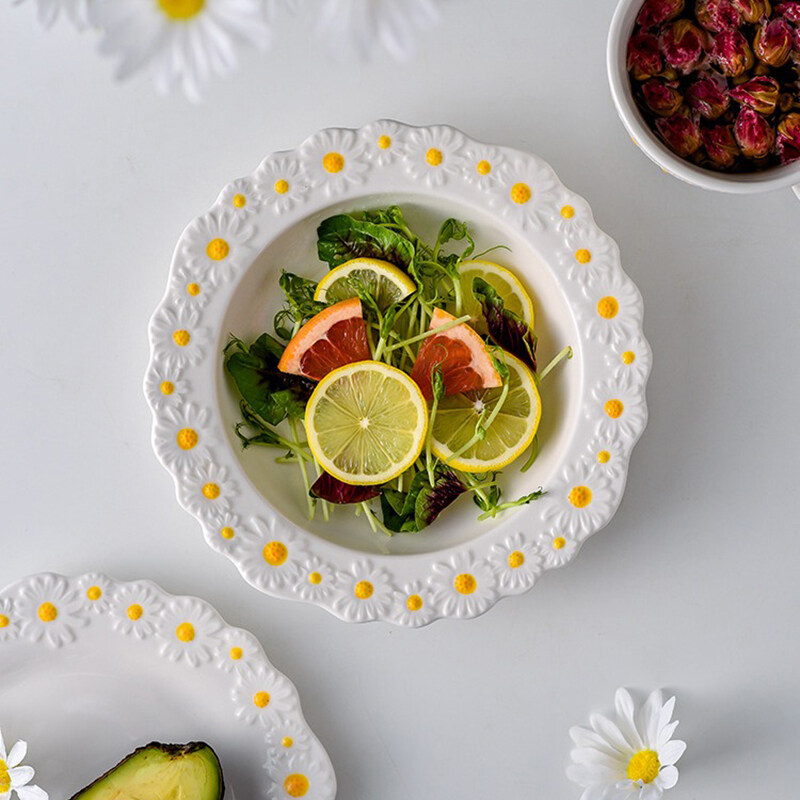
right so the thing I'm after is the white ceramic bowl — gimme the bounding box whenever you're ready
[607,0,800,199]
[145,121,651,626]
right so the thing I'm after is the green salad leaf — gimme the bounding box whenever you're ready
[317,214,415,270]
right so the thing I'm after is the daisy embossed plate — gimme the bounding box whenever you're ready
[145,121,651,626]
[0,573,336,800]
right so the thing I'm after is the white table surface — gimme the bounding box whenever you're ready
[1,1,798,798]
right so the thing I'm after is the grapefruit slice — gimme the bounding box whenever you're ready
[277,298,371,380]
[409,308,502,401]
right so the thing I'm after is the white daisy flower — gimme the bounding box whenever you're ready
[0,728,48,800]
[15,0,88,30]
[540,463,614,540]
[232,666,298,727]
[218,178,259,215]
[0,597,19,643]
[179,209,256,282]
[429,553,497,618]
[332,560,394,622]
[144,367,190,411]
[90,0,272,102]
[169,261,219,311]
[216,628,263,675]
[403,125,466,188]
[359,120,406,165]
[149,306,209,372]
[550,192,594,235]
[238,518,306,591]
[313,0,441,62]
[492,156,560,231]
[589,380,648,441]
[301,128,368,197]
[461,143,503,191]
[579,277,644,347]
[583,437,629,482]
[393,581,435,628]
[266,753,334,800]
[264,715,311,766]
[567,688,686,800]
[605,337,653,389]
[158,597,224,667]
[202,510,248,556]
[294,557,336,603]
[490,533,543,592]
[179,462,237,518]
[559,228,620,290]
[111,583,164,640]
[78,574,114,614]
[153,403,215,470]
[536,529,580,569]
[17,575,87,649]
[253,155,310,214]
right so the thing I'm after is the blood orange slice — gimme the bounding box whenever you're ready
[409,308,502,401]
[277,298,371,380]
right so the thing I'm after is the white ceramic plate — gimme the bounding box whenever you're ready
[145,120,651,626]
[0,573,336,800]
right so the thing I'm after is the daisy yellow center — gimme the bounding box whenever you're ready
[87,586,102,601]
[627,749,660,784]
[253,691,270,708]
[187,283,201,297]
[622,350,636,365]
[323,152,345,173]
[378,135,392,149]
[160,381,175,395]
[0,615,8,628]
[274,179,289,194]
[354,581,373,599]
[202,483,220,500]
[426,148,443,166]
[605,399,624,419]
[561,205,575,218]
[284,774,309,798]
[281,737,294,748]
[477,160,491,175]
[597,450,611,464]
[308,571,322,585]
[127,603,143,621]
[220,526,235,540]
[553,536,566,550]
[406,594,423,611]
[230,647,243,660]
[263,541,288,567]
[454,573,477,595]
[176,622,195,642]
[173,330,190,347]
[158,0,205,20]
[206,238,230,261]
[0,761,9,794]
[575,248,592,264]
[508,551,525,568]
[38,602,57,622]
[177,428,198,450]
[597,296,619,319]
[511,182,531,204]
[568,486,592,508]
[232,193,246,208]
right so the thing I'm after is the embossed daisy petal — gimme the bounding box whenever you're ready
[462,143,504,190]
[153,403,215,471]
[238,517,307,591]
[393,580,436,627]
[301,128,368,197]
[169,261,220,311]
[232,666,298,727]
[489,533,544,592]
[218,178,259,215]
[536,529,580,569]
[540,464,615,540]
[0,597,19,642]
[403,125,467,187]
[266,752,335,800]
[111,583,164,640]
[178,463,237,519]
[216,628,264,676]
[263,714,312,766]
[202,511,249,557]
[605,336,653,388]
[550,192,595,234]
[430,554,497,618]
[144,366,189,411]
[579,277,645,346]
[157,597,224,667]
[253,155,310,214]
[583,436,630,481]
[559,227,620,289]
[294,557,337,603]
[149,306,209,373]
[178,209,256,282]
[589,380,648,441]
[78,573,114,614]
[492,156,560,231]
[333,560,395,622]
[359,119,407,165]
[16,574,87,648]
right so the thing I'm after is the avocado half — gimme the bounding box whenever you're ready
[68,742,224,800]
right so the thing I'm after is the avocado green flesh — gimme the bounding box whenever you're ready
[69,743,224,800]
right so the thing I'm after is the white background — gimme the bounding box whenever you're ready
[1,1,798,798]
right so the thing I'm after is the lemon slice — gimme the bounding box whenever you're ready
[314,258,416,309]
[305,361,428,485]
[431,352,540,473]
[454,260,534,335]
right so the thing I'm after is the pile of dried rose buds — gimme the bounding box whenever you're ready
[628,0,800,172]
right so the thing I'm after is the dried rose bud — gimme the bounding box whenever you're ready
[686,72,731,117]
[730,75,781,114]
[701,124,741,167]
[656,110,704,155]
[628,31,664,79]
[776,112,800,163]
[660,19,708,73]
[637,0,686,26]
[731,0,773,22]
[753,18,794,66]
[695,0,744,32]
[775,2,800,22]
[711,29,755,76]
[642,78,685,115]
[734,107,776,157]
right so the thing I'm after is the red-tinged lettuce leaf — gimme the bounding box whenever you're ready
[414,468,466,529]
[472,277,537,372]
[309,472,381,504]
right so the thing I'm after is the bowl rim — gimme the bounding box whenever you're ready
[145,120,652,626]
[607,0,800,194]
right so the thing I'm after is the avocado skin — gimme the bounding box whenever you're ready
[67,741,224,800]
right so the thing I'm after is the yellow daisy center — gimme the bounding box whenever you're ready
[87,586,102,601]
[263,541,289,567]
[553,536,566,550]
[627,749,660,784]
[157,0,205,20]
[575,248,592,264]
[232,193,246,208]
[476,160,491,175]
[568,486,592,508]
[38,602,57,622]
[206,238,229,261]
[274,179,289,195]
[622,350,636,365]
[597,450,611,464]
[127,604,143,621]
[0,614,9,628]
[406,594,423,612]
[511,182,531,204]
[323,152,345,173]
[253,691,271,708]
[173,330,190,347]
[604,399,624,419]
[0,760,9,794]
[308,571,322,585]
[176,428,198,450]
[220,526,235,540]
[560,205,575,218]
[160,381,175,395]
[354,581,373,600]
[597,296,619,319]
[284,774,309,798]
[508,551,525,568]
[176,622,195,642]
[454,573,477,595]
[230,647,243,660]
[378,135,392,149]
[426,148,443,166]
[202,482,220,500]
[281,737,294,748]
